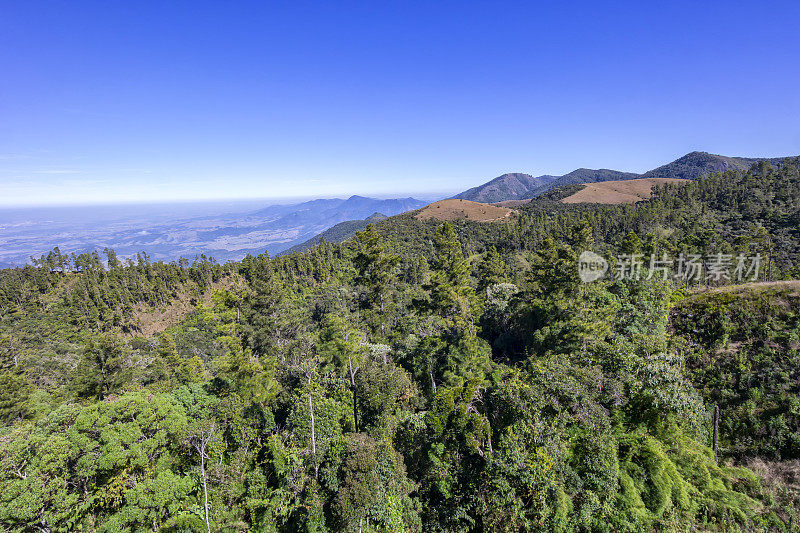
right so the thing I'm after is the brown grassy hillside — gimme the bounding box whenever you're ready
[414,199,515,222]
[561,178,689,204]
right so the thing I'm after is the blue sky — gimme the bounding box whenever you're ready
[2,0,799,206]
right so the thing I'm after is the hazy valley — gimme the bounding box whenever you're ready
[0,195,426,267]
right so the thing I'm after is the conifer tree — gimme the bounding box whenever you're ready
[425,222,480,339]
[477,246,507,293]
[353,224,398,333]
[73,334,131,400]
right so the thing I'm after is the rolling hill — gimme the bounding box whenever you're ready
[560,177,689,204]
[413,199,515,222]
[280,200,516,252]
[454,168,641,203]
[522,168,641,199]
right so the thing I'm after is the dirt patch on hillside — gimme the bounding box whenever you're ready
[132,289,214,337]
[414,199,515,222]
[561,178,689,204]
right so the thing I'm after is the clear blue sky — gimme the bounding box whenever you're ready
[2,0,799,206]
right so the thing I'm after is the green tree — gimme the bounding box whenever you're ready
[0,336,32,424]
[477,246,507,294]
[353,224,399,334]
[425,222,481,339]
[152,332,191,387]
[73,335,133,400]
[620,231,642,255]
[0,392,196,532]
[325,433,419,532]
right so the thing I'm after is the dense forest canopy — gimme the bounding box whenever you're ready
[1,159,799,532]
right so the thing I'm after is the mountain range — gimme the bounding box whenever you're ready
[453,151,790,203]
[452,173,559,203]
[2,151,794,267]
[281,151,795,251]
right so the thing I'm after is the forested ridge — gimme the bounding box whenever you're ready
[1,159,800,532]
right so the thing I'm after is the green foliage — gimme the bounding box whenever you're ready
[0,336,33,424]
[424,222,481,340]
[674,287,800,460]
[73,334,136,400]
[323,433,419,531]
[353,224,399,333]
[0,391,195,532]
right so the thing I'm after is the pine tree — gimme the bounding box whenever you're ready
[73,334,131,400]
[620,231,642,255]
[353,225,398,334]
[425,222,481,339]
[477,246,507,294]
[153,332,190,387]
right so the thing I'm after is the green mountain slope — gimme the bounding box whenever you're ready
[522,168,641,198]
[639,151,788,180]
[280,212,388,255]
[453,172,558,203]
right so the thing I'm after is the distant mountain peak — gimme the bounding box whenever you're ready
[453,173,557,203]
[452,151,795,203]
[639,152,788,181]
[453,167,640,203]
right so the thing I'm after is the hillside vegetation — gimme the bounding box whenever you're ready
[282,213,389,255]
[640,151,788,180]
[672,283,800,458]
[0,158,799,531]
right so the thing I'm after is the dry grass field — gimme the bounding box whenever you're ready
[414,199,515,222]
[561,177,689,204]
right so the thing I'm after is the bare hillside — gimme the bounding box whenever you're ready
[561,178,689,204]
[414,199,515,222]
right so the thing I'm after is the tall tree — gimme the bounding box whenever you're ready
[477,246,508,294]
[353,224,398,334]
[73,334,132,400]
[425,222,481,340]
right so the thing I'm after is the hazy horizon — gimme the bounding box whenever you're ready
[0,191,450,210]
[3,149,798,208]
